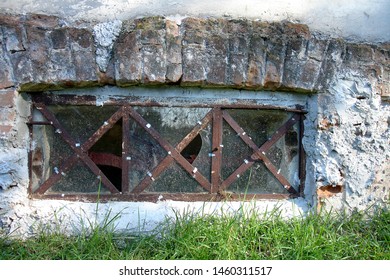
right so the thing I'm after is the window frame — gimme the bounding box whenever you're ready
[28,93,307,202]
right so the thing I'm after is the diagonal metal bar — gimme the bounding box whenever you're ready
[35,154,78,195]
[34,104,120,194]
[128,107,212,193]
[221,111,299,194]
[82,106,125,150]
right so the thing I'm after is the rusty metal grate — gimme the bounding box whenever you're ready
[28,94,306,202]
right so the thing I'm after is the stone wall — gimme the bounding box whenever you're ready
[0,13,389,235]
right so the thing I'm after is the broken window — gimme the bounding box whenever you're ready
[28,93,306,201]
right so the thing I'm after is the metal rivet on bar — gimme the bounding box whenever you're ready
[61,194,65,197]
[261,151,266,155]
[197,121,202,125]
[284,185,289,189]
[292,118,296,121]
[237,174,240,178]
[126,156,132,161]
[220,144,224,148]
[277,169,281,174]
[147,172,155,182]
[168,151,172,155]
[244,159,249,164]
[146,123,151,129]
[61,172,66,176]
[193,167,198,173]
[54,167,59,174]
[75,143,81,147]
[55,129,62,134]
[103,121,109,126]
[97,175,101,180]
[208,153,216,157]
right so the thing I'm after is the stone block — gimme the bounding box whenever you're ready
[69,28,98,85]
[181,46,207,85]
[143,44,166,84]
[263,37,285,89]
[315,39,346,90]
[246,35,267,88]
[114,22,142,86]
[227,54,247,87]
[166,20,182,83]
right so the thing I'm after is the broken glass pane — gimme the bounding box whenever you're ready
[47,160,110,194]
[221,119,253,180]
[222,109,294,194]
[266,122,300,191]
[191,123,212,182]
[31,115,74,192]
[135,106,211,146]
[48,105,120,143]
[127,118,167,191]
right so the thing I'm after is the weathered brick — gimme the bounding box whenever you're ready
[166,21,181,64]
[181,18,208,85]
[246,34,266,88]
[263,37,285,89]
[0,45,14,89]
[0,125,13,135]
[345,43,374,66]
[69,28,98,85]
[282,34,326,92]
[205,22,228,86]
[182,46,207,85]
[137,18,167,84]
[315,39,346,90]
[0,90,15,108]
[25,14,59,30]
[114,21,142,86]
[166,20,182,82]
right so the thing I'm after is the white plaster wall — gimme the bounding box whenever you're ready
[0,0,389,42]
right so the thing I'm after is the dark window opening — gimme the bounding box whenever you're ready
[181,134,202,164]
[28,93,306,202]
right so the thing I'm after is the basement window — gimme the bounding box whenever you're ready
[28,93,306,201]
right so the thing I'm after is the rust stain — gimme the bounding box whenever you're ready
[317,184,344,212]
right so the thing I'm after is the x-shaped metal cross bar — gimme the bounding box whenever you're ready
[220,111,299,194]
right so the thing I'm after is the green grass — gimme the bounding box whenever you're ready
[1,207,389,260]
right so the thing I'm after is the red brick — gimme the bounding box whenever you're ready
[0,125,13,135]
[0,90,15,108]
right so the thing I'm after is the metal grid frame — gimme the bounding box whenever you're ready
[28,94,306,202]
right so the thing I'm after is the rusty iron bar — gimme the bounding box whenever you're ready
[26,121,53,126]
[132,109,213,194]
[128,106,212,193]
[32,93,308,113]
[122,110,131,193]
[220,111,299,194]
[33,104,120,194]
[32,192,292,202]
[82,107,125,150]
[35,154,78,195]
[211,108,223,193]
